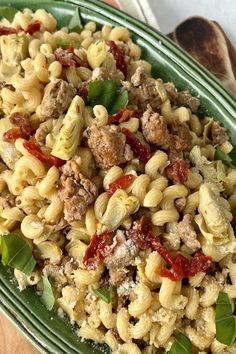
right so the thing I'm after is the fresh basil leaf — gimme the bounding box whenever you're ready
[68,7,82,34]
[168,333,192,354]
[216,292,236,345]
[92,284,115,303]
[0,7,18,22]
[56,39,80,49]
[0,234,36,276]
[88,80,128,115]
[214,147,236,169]
[41,276,55,311]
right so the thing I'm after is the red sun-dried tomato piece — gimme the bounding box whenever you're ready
[108,108,142,125]
[165,159,189,183]
[188,252,212,276]
[107,174,134,197]
[127,216,153,250]
[24,140,65,167]
[156,248,212,281]
[107,40,127,78]
[3,127,28,142]
[0,26,19,35]
[25,21,41,35]
[83,231,117,270]
[3,112,32,142]
[149,233,174,266]
[121,128,151,163]
[54,48,77,67]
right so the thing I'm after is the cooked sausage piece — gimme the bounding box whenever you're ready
[177,214,200,252]
[170,122,192,151]
[59,160,98,222]
[165,82,200,112]
[211,121,229,145]
[123,66,162,110]
[41,79,76,118]
[84,124,133,169]
[104,230,138,286]
[140,105,170,149]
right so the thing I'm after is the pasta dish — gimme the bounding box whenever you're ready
[0,7,235,354]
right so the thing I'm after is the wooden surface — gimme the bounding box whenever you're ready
[0,313,39,354]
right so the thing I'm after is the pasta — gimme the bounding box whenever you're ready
[0,8,235,354]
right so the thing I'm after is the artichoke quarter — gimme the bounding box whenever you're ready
[51,96,85,160]
[195,182,236,260]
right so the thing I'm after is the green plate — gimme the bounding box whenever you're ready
[0,0,236,353]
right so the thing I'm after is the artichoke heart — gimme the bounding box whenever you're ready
[198,182,230,235]
[0,117,21,168]
[87,40,108,69]
[101,189,140,231]
[51,96,85,160]
[0,34,28,82]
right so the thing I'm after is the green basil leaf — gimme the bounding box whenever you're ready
[0,7,18,22]
[168,333,192,354]
[68,7,82,34]
[216,292,236,345]
[214,147,236,169]
[88,80,128,115]
[92,284,115,303]
[0,234,36,276]
[56,39,81,49]
[41,276,55,311]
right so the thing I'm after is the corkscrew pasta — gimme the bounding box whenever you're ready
[0,7,235,354]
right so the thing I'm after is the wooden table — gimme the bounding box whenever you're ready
[0,313,39,354]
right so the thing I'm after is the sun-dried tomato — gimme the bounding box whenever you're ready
[25,21,41,35]
[3,127,28,142]
[67,46,74,54]
[107,174,134,197]
[156,250,212,281]
[108,108,142,125]
[0,26,19,35]
[107,40,127,78]
[121,128,151,163]
[3,112,32,142]
[165,159,189,183]
[10,112,31,136]
[54,48,78,67]
[127,216,152,250]
[128,216,212,281]
[24,140,65,167]
[149,234,174,265]
[83,231,117,270]
[188,251,212,276]
[77,86,88,102]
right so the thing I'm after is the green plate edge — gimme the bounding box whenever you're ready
[0,0,236,353]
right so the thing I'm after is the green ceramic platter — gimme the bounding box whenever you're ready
[0,0,236,353]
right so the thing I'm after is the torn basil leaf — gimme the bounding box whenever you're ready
[168,333,192,354]
[88,80,128,115]
[0,7,18,22]
[216,292,236,345]
[41,276,55,311]
[92,284,115,304]
[0,234,36,276]
[68,7,82,34]
[214,147,236,169]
